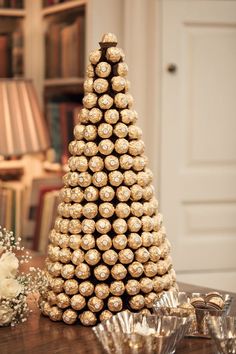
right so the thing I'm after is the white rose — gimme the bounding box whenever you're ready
[0,252,19,279]
[0,305,14,326]
[0,278,23,299]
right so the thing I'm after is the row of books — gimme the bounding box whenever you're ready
[30,174,62,252]
[0,30,23,78]
[0,181,26,239]
[45,15,85,79]
[0,0,23,8]
[46,100,82,163]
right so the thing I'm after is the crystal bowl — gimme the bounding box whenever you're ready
[153,290,233,337]
[207,316,236,354]
[92,311,191,354]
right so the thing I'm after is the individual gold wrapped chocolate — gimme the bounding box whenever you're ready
[106,47,122,63]
[95,61,111,78]
[108,171,123,186]
[88,297,104,312]
[129,294,145,310]
[57,293,70,309]
[83,93,97,109]
[107,296,123,312]
[96,234,112,251]
[81,234,95,250]
[112,234,127,250]
[95,283,110,299]
[94,264,110,281]
[79,311,97,326]
[111,76,126,92]
[93,78,109,94]
[110,281,125,296]
[98,94,113,110]
[98,123,113,139]
[84,249,101,266]
[115,202,130,218]
[70,294,86,311]
[84,78,93,93]
[62,309,78,325]
[89,49,101,64]
[104,109,119,124]
[114,122,128,138]
[99,310,113,322]
[111,263,127,280]
[49,306,63,322]
[79,281,94,297]
[43,33,175,327]
[126,279,140,295]
[98,139,114,155]
[88,107,103,123]
[102,249,118,265]
[63,279,79,295]
[114,138,129,154]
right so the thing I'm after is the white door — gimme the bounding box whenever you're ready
[161,0,236,287]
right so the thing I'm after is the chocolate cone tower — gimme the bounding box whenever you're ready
[40,33,177,326]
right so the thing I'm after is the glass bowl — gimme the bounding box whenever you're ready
[92,311,191,354]
[153,290,233,337]
[207,315,236,354]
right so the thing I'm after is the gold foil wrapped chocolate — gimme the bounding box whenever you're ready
[110,281,125,296]
[107,296,123,312]
[115,203,130,218]
[71,294,86,311]
[104,109,119,124]
[100,186,115,201]
[98,94,113,110]
[95,61,111,78]
[81,234,96,250]
[102,249,118,265]
[85,249,101,266]
[88,107,103,123]
[79,281,94,297]
[89,49,101,64]
[114,138,129,154]
[108,171,123,187]
[83,93,98,109]
[111,263,127,280]
[75,263,91,279]
[98,123,113,139]
[126,279,140,295]
[94,264,110,281]
[95,283,110,299]
[62,309,78,325]
[88,296,104,312]
[61,264,75,279]
[96,234,112,251]
[112,234,127,250]
[93,78,108,94]
[98,139,114,155]
[79,311,97,326]
[63,279,79,295]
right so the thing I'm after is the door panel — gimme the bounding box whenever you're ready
[161,0,236,272]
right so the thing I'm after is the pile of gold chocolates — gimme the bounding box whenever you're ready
[40,33,177,326]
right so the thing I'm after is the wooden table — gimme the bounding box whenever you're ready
[1,254,235,354]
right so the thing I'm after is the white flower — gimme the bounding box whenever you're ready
[0,252,19,280]
[0,278,23,299]
[0,304,15,326]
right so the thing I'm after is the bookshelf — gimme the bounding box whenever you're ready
[0,0,124,249]
[0,2,25,78]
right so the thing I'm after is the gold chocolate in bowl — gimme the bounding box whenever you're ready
[92,311,191,354]
[153,290,233,338]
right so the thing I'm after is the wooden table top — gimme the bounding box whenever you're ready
[1,254,235,354]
